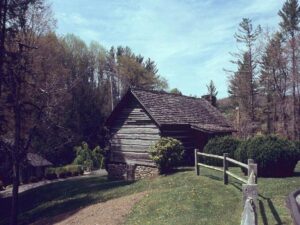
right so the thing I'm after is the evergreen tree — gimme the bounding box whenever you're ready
[227,18,261,137]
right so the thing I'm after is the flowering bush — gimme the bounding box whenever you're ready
[149,137,184,174]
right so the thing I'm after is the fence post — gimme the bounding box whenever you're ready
[223,153,228,185]
[242,158,258,225]
[195,149,199,176]
[248,159,258,184]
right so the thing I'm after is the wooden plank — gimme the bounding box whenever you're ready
[197,163,223,172]
[111,128,160,134]
[112,151,150,158]
[111,145,151,152]
[115,116,151,121]
[226,171,247,183]
[111,139,157,146]
[112,134,160,140]
[111,151,154,166]
[226,157,248,169]
[197,152,224,160]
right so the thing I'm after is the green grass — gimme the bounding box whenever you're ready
[0,164,299,225]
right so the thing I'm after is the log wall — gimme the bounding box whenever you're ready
[109,98,160,165]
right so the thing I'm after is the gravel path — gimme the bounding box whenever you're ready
[30,192,147,225]
[0,169,107,198]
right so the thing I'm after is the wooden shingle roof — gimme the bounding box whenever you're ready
[26,153,53,167]
[106,88,234,133]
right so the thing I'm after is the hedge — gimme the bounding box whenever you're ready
[235,135,299,177]
[203,136,241,166]
[45,165,83,180]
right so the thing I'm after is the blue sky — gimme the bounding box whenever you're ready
[50,0,285,98]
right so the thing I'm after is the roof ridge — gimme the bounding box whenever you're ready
[130,87,201,100]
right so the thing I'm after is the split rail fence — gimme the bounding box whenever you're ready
[194,149,259,225]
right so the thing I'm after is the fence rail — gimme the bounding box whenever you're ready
[194,149,257,185]
[194,149,258,225]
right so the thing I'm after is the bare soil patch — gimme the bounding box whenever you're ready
[31,192,146,225]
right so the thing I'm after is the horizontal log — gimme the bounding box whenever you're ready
[197,152,224,160]
[226,157,248,169]
[111,145,151,152]
[111,151,154,166]
[111,128,160,134]
[197,163,223,172]
[112,134,160,140]
[226,171,247,183]
[114,116,151,121]
[112,151,150,158]
[111,139,157,146]
[112,124,158,129]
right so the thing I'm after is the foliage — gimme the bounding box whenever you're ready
[149,137,184,174]
[206,80,218,97]
[45,165,83,180]
[73,142,104,170]
[169,88,182,95]
[203,136,241,166]
[235,135,299,177]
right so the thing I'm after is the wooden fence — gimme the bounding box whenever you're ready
[194,149,258,225]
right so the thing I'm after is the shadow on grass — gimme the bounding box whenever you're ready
[0,176,134,225]
[258,194,283,225]
[230,181,283,225]
[204,174,223,182]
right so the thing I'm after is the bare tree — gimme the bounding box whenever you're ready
[279,0,300,140]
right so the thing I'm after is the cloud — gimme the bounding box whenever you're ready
[51,0,286,97]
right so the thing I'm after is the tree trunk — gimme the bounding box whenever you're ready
[291,37,298,140]
[0,0,8,96]
[10,162,20,225]
[10,75,21,225]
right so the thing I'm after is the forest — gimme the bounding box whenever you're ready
[223,0,300,141]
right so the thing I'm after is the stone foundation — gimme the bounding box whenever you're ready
[107,163,158,180]
[135,165,159,180]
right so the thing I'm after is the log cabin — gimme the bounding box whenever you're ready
[105,88,234,180]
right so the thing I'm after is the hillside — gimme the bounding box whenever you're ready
[1,165,299,225]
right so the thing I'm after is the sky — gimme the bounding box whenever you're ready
[50,0,286,98]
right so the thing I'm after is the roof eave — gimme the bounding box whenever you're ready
[190,125,236,134]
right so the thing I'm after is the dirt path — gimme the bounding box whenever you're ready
[31,192,147,225]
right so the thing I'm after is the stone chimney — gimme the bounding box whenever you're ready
[201,94,217,107]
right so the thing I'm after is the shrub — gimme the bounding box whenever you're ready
[294,141,300,160]
[64,165,83,176]
[203,136,241,166]
[73,142,104,170]
[149,137,184,174]
[55,167,67,178]
[235,135,299,177]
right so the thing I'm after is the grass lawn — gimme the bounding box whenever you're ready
[0,163,299,225]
